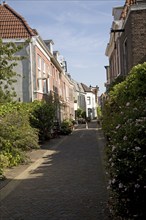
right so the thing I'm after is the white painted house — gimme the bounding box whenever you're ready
[81,83,97,120]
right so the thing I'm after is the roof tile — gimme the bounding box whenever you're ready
[0,3,36,38]
[120,0,136,19]
[81,83,92,92]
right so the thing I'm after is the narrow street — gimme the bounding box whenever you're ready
[0,121,109,220]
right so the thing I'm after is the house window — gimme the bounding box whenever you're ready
[52,66,55,78]
[64,82,66,99]
[37,55,42,92]
[47,78,50,93]
[58,72,60,85]
[69,88,73,101]
[50,64,53,76]
[42,59,46,75]
[117,38,121,76]
[123,38,128,75]
[47,65,51,77]
[43,79,47,93]
[56,69,58,81]
[38,78,42,92]
[38,55,41,70]
[38,69,41,78]
[87,96,91,105]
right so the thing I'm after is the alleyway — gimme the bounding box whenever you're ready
[0,121,109,220]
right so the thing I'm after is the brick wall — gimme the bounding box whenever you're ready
[120,8,146,75]
[131,9,146,66]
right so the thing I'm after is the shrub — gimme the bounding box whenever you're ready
[0,102,39,176]
[0,154,9,178]
[60,119,73,135]
[102,63,146,219]
[29,100,56,141]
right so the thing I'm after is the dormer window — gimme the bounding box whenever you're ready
[44,40,54,54]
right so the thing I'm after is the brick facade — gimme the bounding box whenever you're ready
[105,1,146,90]
[120,7,146,75]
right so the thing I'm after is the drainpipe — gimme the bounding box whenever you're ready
[29,40,34,102]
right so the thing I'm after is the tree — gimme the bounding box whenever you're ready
[76,108,83,118]
[0,38,25,103]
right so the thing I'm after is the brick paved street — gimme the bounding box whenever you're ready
[0,121,109,220]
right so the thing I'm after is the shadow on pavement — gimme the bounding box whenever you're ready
[0,121,110,220]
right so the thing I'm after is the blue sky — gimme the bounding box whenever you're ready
[7,0,125,95]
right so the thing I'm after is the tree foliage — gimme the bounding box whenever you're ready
[76,108,86,119]
[0,38,25,103]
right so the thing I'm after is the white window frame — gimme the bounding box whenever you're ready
[37,55,42,92]
[43,79,47,94]
[42,59,46,75]
[87,96,91,105]
[38,55,41,70]
[37,79,42,92]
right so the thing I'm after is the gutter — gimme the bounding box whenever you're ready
[29,41,34,102]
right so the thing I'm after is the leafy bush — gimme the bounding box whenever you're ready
[0,154,9,178]
[102,63,146,219]
[60,119,73,135]
[29,100,56,141]
[0,102,39,177]
[76,108,86,119]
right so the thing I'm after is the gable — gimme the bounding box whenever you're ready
[0,3,36,38]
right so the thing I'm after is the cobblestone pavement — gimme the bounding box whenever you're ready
[0,121,109,220]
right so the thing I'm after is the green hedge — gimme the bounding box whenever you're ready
[102,63,146,219]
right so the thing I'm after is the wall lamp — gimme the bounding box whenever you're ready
[111,29,125,49]
[111,29,125,33]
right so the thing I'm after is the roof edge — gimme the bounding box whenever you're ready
[3,3,36,37]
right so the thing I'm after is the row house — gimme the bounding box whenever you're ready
[105,0,146,90]
[71,79,86,119]
[60,72,74,121]
[0,2,74,122]
[71,80,99,120]
[81,83,98,120]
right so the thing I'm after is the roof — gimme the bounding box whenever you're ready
[81,83,92,92]
[120,0,146,19]
[120,0,136,19]
[0,2,36,38]
[72,79,85,93]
